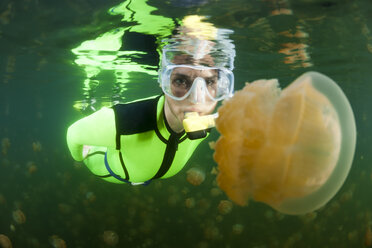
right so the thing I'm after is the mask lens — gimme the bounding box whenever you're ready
[161,65,233,101]
[170,70,194,98]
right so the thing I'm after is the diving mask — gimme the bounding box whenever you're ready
[159,64,234,103]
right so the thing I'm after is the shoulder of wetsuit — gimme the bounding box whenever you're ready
[112,95,162,135]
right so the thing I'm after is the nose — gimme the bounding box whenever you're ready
[189,77,206,104]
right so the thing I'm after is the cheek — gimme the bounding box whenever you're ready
[169,99,186,115]
[197,101,217,116]
[206,101,217,113]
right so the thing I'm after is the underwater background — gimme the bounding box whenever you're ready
[0,0,372,247]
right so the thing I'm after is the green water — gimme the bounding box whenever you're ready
[1,0,371,247]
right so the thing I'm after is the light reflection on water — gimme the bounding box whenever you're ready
[71,0,174,112]
[0,0,372,247]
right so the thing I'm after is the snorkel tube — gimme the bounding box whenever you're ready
[183,112,218,140]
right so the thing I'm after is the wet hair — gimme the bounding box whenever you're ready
[160,25,236,70]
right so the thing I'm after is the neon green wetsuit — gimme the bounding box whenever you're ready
[67,95,206,184]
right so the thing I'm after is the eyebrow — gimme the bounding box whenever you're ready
[172,73,218,81]
[172,73,192,80]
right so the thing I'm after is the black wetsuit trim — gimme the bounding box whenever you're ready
[84,151,111,178]
[112,95,186,182]
[119,151,129,180]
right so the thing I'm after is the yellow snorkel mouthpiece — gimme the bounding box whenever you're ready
[183,112,218,140]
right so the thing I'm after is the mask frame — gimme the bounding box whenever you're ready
[159,64,234,102]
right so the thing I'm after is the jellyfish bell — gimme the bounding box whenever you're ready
[232,224,244,235]
[249,73,343,210]
[12,209,26,224]
[49,235,66,248]
[0,234,12,248]
[185,197,196,208]
[102,230,119,246]
[214,71,356,215]
[272,71,356,214]
[0,194,6,205]
[186,167,206,186]
[217,200,233,215]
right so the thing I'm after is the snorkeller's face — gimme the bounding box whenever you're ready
[164,66,218,133]
[170,66,220,101]
[160,16,236,133]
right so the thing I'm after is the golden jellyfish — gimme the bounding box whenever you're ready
[186,167,205,186]
[1,138,10,155]
[204,225,220,240]
[208,141,216,150]
[232,224,244,235]
[0,194,6,205]
[0,234,12,248]
[185,197,196,208]
[103,230,119,246]
[210,187,222,197]
[214,72,356,215]
[167,194,180,206]
[12,210,26,224]
[32,141,42,152]
[365,225,372,247]
[26,161,38,175]
[58,203,72,214]
[85,191,96,203]
[217,200,233,215]
[49,235,66,248]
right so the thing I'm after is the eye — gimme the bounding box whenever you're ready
[206,78,217,86]
[172,77,192,89]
